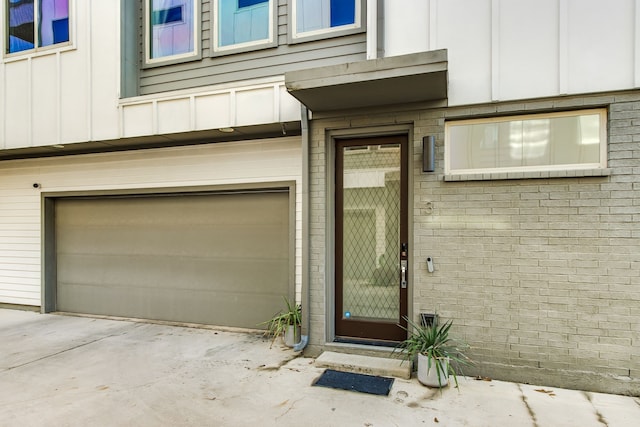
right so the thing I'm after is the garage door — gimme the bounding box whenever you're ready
[54,190,291,329]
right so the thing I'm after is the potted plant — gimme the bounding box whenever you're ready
[261,297,302,348]
[395,316,472,388]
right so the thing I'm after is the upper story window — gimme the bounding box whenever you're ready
[212,0,276,54]
[5,0,70,55]
[291,0,362,42]
[445,109,607,176]
[145,0,199,65]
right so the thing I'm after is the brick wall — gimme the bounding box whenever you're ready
[306,91,640,395]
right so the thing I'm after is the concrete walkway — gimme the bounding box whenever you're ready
[1,309,639,426]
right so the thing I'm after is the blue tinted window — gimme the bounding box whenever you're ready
[330,0,354,27]
[238,0,267,8]
[152,6,183,25]
[149,0,196,60]
[39,0,69,47]
[7,0,69,54]
[8,0,35,53]
[217,0,270,48]
[51,17,68,44]
[295,0,356,35]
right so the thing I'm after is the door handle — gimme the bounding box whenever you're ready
[400,260,407,288]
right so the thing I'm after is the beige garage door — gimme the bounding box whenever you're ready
[55,190,291,328]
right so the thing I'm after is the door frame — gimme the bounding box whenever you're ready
[332,133,410,344]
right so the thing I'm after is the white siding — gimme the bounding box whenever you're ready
[382,0,429,56]
[0,137,303,307]
[383,0,640,106]
[0,2,300,151]
[497,0,559,100]
[32,55,59,146]
[3,61,31,148]
[436,0,492,105]
[90,1,121,141]
[0,1,120,149]
[566,0,635,94]
[119,78,300,139]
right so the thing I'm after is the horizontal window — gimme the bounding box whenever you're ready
[213,0,275,54]
[146,0,199,64]
[292,0,361,40]
[5,0,70,55]
[445,109,607,176]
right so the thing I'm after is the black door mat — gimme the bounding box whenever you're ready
[312,369,394,396]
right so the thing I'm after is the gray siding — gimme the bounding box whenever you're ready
[121,0,141,98]
[137,0,367,95]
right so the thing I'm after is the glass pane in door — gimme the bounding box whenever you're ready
[341,143,401,322]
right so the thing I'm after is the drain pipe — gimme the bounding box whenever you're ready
[294,104,310,352]
[366,0,378,60]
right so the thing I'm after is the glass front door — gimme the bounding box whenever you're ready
[335,135,408,343]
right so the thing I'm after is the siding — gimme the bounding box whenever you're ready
[383,0,640,106]
[138,0,367,95]
[0,137,303,307]
[0,188,40,306]
[0,1,120,149]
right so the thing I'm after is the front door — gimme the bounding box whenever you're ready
[335,135,408,343]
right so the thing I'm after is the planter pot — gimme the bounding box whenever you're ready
[417,353,450,388]
[283,325,301,347]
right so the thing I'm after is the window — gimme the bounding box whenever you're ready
[5,0,69,55]
[292,0,361,40]
[146,0,199,64]
[445,109,607,175]
[213,0,275,53]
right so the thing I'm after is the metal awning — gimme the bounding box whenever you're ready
[285,50,448,112]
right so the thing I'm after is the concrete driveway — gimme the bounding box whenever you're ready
[1,309,639,427]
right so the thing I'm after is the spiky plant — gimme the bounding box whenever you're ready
[395,316,472,389]
[260,297,301,348]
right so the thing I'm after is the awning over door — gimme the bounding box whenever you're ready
[285,50,448,112]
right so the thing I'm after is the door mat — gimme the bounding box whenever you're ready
[312,369,394,396]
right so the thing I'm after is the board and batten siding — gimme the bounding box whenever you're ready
[138,0,367,95]
[1,1,303,151]
[0,1,121,149]
[383,0,640,106]
[0,137,302,308]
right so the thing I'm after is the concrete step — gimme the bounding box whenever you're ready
[315,351,411,380]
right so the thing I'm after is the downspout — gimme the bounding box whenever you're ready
[295,1,377,352]
[294,104,310,352]
[366,0,378,60]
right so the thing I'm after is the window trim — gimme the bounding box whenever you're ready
[3,0,74,59]
[144,0,201,67]
[210,0,277,56]
[289,0,365,44]
[444,109,608,177]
